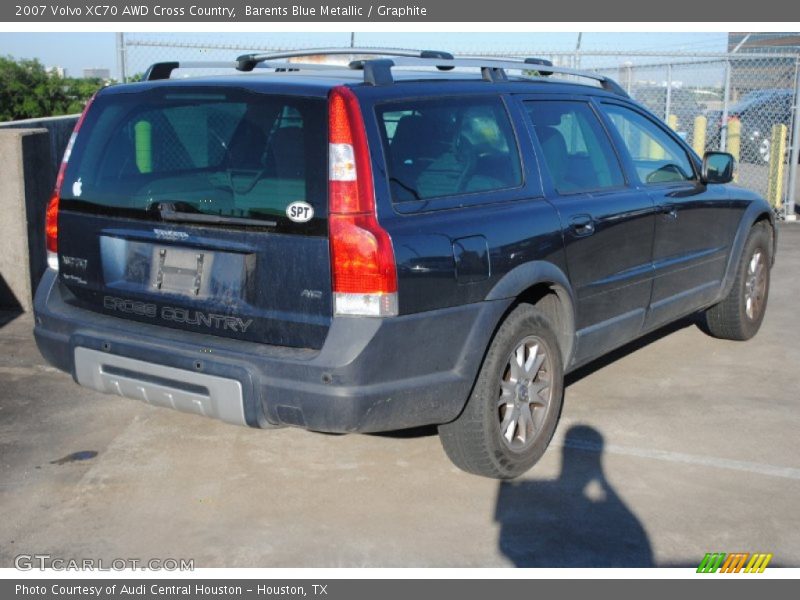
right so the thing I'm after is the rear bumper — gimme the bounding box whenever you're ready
[34,269,509,433]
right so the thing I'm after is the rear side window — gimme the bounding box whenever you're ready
[525,100,625,195]
[602,103,696,185]
[376,96,522,202]
[61,87,327,223]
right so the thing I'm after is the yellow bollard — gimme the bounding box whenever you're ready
[649,132,664,160]
[727,118,741,182]
[767,123,788,209]
[667,114,678,132]
[693,115,707,156]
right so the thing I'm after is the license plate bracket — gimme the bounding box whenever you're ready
[150,246,215,297]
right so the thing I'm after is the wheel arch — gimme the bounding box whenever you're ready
[752,211,777,263]
[485,261,576,367]
[719,202,777,301]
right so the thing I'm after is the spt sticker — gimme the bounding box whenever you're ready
[286,201,314,223]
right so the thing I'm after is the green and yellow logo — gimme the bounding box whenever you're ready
[697,552,773,573]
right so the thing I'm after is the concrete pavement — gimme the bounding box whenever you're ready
[1,226,798,568]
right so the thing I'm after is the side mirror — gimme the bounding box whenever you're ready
[701,151,735,184]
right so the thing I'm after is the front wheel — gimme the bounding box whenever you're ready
[438,304,564,479]
[703,222,772,340]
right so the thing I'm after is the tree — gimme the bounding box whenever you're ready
[0,56,104,121]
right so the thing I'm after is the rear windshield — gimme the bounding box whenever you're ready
[61,87,327,225]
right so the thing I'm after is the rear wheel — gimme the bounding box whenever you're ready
[438,304,564,479]
[704,222,772,340]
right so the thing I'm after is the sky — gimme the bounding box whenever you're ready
[0,32,729,79]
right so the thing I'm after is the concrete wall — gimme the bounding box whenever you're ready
[0,115,78,312]
[0,115,79,185]
[0,129,53,311]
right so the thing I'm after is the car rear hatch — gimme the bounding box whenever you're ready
[53,83,332,349]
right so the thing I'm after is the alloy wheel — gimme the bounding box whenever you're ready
[497,336,554,451]
[745,250,767,320]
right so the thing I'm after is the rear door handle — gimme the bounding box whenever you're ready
[662,205,678,220]
[570,215,595,237]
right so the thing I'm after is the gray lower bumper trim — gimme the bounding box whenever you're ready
[74,347,246,426]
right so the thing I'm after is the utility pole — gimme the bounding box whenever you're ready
[116,32,127,82]
[786,58,800,220]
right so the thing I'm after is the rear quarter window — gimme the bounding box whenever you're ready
[376,96,523,202]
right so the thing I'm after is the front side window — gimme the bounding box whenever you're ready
[377,96,522,202]
[602,103,696,185]
[525,100,625,195]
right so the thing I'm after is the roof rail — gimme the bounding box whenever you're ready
[144,61,235,81]
[235,47,454,72]
[349,56,629,96]
[141,50,628,98]
[142,60,344,81]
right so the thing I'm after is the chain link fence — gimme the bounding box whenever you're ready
[121,37,800,217]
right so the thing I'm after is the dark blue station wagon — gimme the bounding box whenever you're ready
[34,49,776,478]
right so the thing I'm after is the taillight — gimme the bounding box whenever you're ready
[45,93,95,271]
[328,86,398,317]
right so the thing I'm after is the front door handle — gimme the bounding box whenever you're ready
[570,215,595,237]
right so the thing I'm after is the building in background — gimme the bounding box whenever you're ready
[728,32,800,54]
[46,66,66,78]
[727,33,798,97]
[82,67,111,79]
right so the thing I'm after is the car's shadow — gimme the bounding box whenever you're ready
[372,316,703,567]
[373,315,699,440]
[566,315,697,386]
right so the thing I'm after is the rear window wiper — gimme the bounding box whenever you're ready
[154,202,278,228]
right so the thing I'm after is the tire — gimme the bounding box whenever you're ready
[704,222,772,341]
[438,304,565,479]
